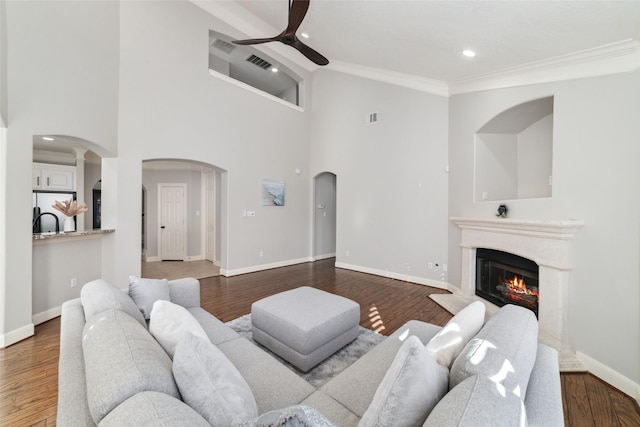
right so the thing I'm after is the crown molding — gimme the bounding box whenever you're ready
[325,61,449,97]
[449,39,640,95]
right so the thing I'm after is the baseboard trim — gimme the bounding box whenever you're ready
[334,262,449,290]
[0,322,35,348]
[312,253,336,261]
[222,257,313,277]
[33,306,62,326]
[577,351,640,405]
[145,256,161,262]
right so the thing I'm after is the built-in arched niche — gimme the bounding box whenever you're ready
[474,96,553,202]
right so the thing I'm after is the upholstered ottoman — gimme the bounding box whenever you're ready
[251,287,360,372]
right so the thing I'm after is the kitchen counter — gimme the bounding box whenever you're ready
[33,228,115,243]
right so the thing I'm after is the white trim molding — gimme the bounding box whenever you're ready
[221,257,312,277]
[326,61,450,97]
[0,323,35,349]
[335,262,449,290]
[577,351,640,407]
[450,39,640,95]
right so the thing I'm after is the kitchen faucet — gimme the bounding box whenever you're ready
[33,212,60,234]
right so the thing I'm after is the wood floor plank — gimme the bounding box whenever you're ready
[584,374,620,427]
[563,373,596,427]
[0,258,638,426]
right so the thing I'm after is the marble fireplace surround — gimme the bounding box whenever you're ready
[436,216,584,370]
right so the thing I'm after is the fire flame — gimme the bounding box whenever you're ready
[505,275,538,297]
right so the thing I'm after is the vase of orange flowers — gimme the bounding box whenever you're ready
[52,200,88,233]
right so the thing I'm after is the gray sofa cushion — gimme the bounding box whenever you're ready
[188,307,241,345]
[218,337,315,414]
[128,276,170,319]
[80,279,146,327]
[173,332,258,426]
[424,375,527,427]
[57,299,95,427]
[524,344,563,426]
[168,277,201,308]
[359,335,448,427]
[449,304,538,399]
[321,320,442,418]
[82,308,180,425]
[99,391,210,427]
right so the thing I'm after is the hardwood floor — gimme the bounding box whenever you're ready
[1,258,639,426]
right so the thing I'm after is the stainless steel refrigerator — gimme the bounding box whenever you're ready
[32,191,76,233]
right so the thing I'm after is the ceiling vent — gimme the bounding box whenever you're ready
[211,39,236,54]
[366,112,379,125]
[246,54,272,70]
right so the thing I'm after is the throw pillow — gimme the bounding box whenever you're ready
[358,335,448,427]
[237,405,336,427]
[80,278,147,327]
[425,301,485,369]
[149,299,210,358]
[173,332,259,426]
[129,275,171,319]
[424,375,527,427]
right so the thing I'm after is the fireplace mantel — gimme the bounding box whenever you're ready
[446,216,585,370]
[451,217,585,240]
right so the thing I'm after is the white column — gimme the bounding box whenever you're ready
[73,147,88,231]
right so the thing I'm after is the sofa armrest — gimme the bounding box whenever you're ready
[57,299,97,426]
[524,344,564,427]
[168,277,200,308]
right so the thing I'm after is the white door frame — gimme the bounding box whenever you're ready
[203,171,216,263]
[158,183,187,261]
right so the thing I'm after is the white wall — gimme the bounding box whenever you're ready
[310,70,449,286]
[114,0,313,283]
[448,71,640,390]
[2,0,119,344]
[475,133,518,201]
[517,114,553,198]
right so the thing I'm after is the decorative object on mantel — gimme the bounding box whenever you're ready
[52,199,88,232]
[496,204,508,218]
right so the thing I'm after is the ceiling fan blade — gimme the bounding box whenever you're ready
[232,37,280,46]
[291,37,329,66]
[284,0,310,36]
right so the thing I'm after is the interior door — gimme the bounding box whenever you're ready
[159,184,186,261]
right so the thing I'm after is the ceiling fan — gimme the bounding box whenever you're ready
[232,0,329,66]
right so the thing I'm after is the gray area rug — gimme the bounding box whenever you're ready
[226,314,385,388]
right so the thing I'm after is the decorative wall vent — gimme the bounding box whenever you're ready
[211,38,236,54]
[366,112,379,125]
[246,54,272,70]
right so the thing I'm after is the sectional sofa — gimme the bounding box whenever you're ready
[57,277,564,426]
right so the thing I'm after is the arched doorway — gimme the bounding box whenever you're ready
[140,159,225,280]
[313,172,337,260]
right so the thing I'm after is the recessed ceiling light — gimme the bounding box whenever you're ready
[462,50,476,58]
[271,67,278,73]
[42,137,55,141]
[300,33,309,39]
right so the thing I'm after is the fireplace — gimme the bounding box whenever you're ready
[449,217,584,367]
[476,249,539,316]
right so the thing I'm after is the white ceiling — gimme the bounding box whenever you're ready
[196,0,640,86]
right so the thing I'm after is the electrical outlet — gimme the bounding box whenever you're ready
[70,277,77,288]
[259,251,263,257]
